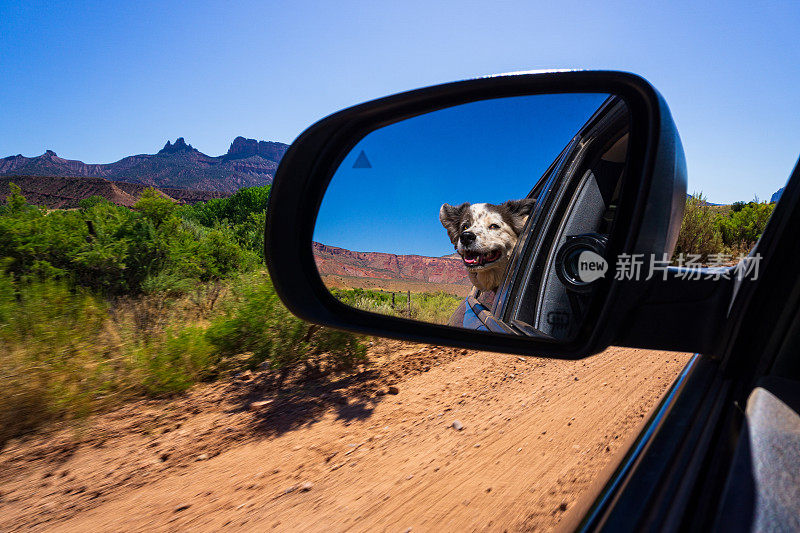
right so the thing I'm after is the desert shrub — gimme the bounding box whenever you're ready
[332,288,396,315]
[133,187,176,226]
[206,272,366,381]
[730,201,748,213]
[0,186,366,444]
[179,186,270,258]
[78,195,111,210]
[180,186,271,227]
[1,182,28,213]
[331,288,403,317]
[0,187,259,296]
[0,272,123,447]
[131,327,216,395]
[0,273,238,445]
[673,194,776,261]
[412,291,463,324]
[139,220,259,296]
[331,287,462,324]
[673,194,725,261]
[718,201,774,254]
[233,210,268,257]
[353,296,396,316]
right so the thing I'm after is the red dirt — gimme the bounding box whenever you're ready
[0,341,688,532]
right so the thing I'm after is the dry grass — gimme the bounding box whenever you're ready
[0,277,223,448]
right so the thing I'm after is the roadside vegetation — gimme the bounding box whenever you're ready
[0,184,365,447]
[331,287,462,324]
[0,185,776,447]
[673,193,775,261]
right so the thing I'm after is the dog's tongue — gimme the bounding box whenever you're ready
[463,251,481,265]
[463,250,501,266]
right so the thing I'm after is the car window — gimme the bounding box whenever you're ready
[487,98,630,339]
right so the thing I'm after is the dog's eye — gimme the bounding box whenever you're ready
[489,224,500,230]
[462,223,469,231]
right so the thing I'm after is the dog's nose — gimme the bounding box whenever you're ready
[460,231,476,245]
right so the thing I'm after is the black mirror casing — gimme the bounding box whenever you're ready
[265,70,687,358]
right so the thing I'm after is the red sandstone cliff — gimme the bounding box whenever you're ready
[313,242,470,285]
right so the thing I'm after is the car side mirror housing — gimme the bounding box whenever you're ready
[265,70,696,358]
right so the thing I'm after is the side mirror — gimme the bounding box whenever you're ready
[266,71,692,358]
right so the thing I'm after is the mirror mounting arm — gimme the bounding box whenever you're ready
[613,267,734,355]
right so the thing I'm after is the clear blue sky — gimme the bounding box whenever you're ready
[315,93,609,256]
[1,0,798,205]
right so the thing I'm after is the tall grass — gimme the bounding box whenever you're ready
[0,271,365,448]
[0,184,368,447]
[331,287,462,325]
[0,273,127,446]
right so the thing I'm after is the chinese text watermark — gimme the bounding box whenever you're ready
[577,253,762,282]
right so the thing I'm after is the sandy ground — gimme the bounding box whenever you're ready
[0,341,688,532]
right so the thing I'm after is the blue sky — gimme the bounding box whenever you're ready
[315,93,610,256]
[1,1,799,208]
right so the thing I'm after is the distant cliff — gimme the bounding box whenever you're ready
[313,242,470,286]
[0,175,229,209]
[0,136,289,193]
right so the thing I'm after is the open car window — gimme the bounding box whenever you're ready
[471,96,629,339]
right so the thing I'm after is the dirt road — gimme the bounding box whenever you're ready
[0,342,688,532]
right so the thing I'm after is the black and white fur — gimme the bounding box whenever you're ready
[439,199,535,292]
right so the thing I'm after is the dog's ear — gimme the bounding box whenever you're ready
[501,198,536,234]
[439,202,469,245]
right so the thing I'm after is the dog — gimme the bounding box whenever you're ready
[439,199,536,293]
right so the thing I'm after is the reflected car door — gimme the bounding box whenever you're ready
[467,96,629,338]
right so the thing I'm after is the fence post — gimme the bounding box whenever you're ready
[392,292,395,309]
[407,290,411,317]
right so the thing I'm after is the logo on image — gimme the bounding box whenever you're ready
[576,251,608,283]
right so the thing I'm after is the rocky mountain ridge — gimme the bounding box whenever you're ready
[313,242,470,286]
[0,136,289,193]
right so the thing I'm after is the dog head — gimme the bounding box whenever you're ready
[439,199,536,292]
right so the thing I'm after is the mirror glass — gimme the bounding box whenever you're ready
[314,93,630,341]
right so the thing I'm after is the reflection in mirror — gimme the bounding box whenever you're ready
[314,93,630,342]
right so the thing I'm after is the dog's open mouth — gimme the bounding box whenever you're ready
[462,249,503,268]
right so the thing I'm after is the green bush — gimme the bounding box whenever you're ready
[718,201,774,254]
[206,272,366,381]
[0,269,368,445]
[0,185,259,296]
[0,271,223,445]
[730,201,748,213]
[180,186,271,227]
[133,187,176,226]
[179,186,270,258]
[412,291,464,324]
[78,195,110,210]
[673,194,775,260]
[673,194,725,261]
[331,287,397,316]
[0,184,368,445]
[132,327,215,395]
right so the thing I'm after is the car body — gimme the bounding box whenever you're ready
[265,70,800,531]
